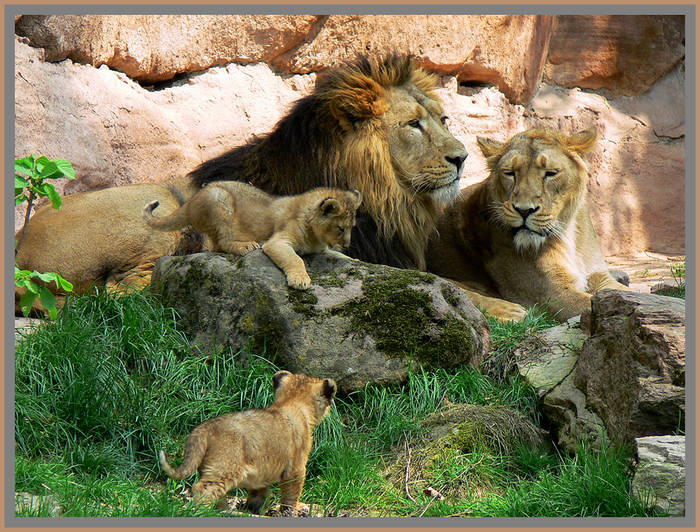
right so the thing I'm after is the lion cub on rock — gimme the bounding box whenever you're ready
[159,371,337,516]
[143,181,361,289]
[428,127,630,322]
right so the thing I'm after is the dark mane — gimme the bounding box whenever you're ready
[187,53,438,269]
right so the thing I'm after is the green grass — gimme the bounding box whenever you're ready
[14,290,660,518]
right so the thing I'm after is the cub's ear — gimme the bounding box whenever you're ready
[322,379,337,401]
[476,136,504,158]
[349,189,362,208]
[272,370,292,391]
[565,127,598,154]
[319,197,341,217]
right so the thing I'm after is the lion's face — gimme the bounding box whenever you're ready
[383,86,468,205]
[478,128,598,253]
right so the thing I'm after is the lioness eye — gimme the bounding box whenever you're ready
[544,169,559,178]
[502,169,515,178]
[440,116,450,126]
[407,119,422,130]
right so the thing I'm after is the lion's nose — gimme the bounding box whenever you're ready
[514,205,540,220]
[446,153,467,172]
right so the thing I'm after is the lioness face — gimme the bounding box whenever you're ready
[479,129,595,253]
[383,86,467,204]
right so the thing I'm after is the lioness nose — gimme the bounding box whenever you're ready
[514,205,540,220]
[446,154,467,171]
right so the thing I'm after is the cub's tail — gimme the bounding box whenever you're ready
[159,429,208,480]
[142,200,189,231]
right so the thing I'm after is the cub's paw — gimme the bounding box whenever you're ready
[287,272,312,290]
[230,241,261,255]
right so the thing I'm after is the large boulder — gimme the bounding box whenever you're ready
[544,15,685,96]
[575,291,685,443]
[15,15,321,83]
[514,316,605,454]
[631,435,685,517]
[16,14,554,104]
[150,251,490,393]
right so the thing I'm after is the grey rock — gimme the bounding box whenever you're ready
[151,250,490,393]
[609,269,630,287]
[15,492,61,517]
[631,435,685,517]
[14,317,43,344]
[514,316,605,453]
[575,290,685,443]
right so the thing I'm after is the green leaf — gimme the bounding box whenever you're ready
[19,290,38,317]
[32,271,57,283]
[53,159,76,179]
[56,275,74,292]
[15,193,28,205]
[22,278,40,294]
[15,156,34,173]
[15,175,29,189]
[45,185,62,209]
[38,161,59,179]
[38,287,58,320]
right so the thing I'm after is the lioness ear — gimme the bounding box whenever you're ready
[566,127,598,154]
[322,379,337,401]
[319,197,341,217]
[273,370,292,391]
[476,136,504,158]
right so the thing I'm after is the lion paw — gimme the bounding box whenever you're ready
[229,241,261,255]
[287,272,312,290]
[486,300,528,323]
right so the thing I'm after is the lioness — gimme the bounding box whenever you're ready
[143,181,362,289]
[427,127,630,321]
[159,371,337,516]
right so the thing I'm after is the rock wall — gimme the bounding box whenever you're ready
[14,14,686,256]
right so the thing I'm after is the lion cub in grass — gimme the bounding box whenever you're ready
[159,371,337,516]
[143,181,361,289]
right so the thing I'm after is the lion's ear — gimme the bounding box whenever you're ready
[273,370,292,391]
[476,136,504,158]
[319,197,341,217]
[566,127,598,154]
[322,379,337,401]
[328,77,386,127]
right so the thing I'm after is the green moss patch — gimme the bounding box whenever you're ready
[334,270,473,367]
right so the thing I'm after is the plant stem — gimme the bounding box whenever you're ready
[15,190,35,257]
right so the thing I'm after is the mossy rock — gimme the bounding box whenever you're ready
[384,402,549,501]
[152,250,490,393]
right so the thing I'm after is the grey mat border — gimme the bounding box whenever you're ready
[5,3,695,529]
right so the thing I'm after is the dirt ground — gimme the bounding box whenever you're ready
[606,251,686,293]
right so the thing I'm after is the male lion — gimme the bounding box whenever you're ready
[143,182,362,289]
[15,53,523,320]
[159,371,337,516]
[427,127,630,322]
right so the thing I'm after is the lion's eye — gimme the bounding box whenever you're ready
[407,119,422,130]
[440,116,450,126]
[544,169,559,178]
[502,169,515,178]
